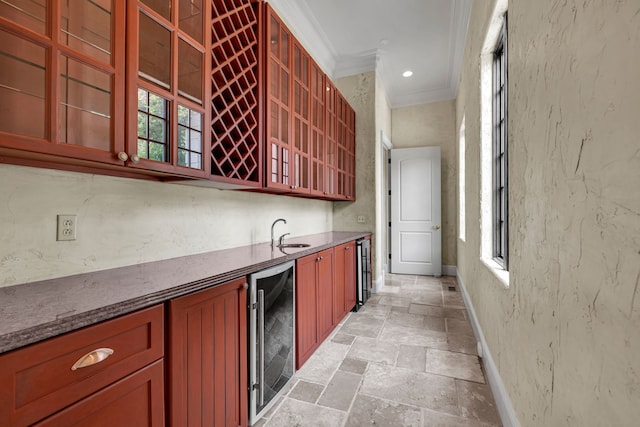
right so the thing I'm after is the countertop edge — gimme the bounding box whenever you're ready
[0,231,370,354]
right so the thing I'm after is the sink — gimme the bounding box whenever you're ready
[277,243,311,248]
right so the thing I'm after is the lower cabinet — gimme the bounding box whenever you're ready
[296,242,357,369]
[168,277,248,427]
[0,305,164,427]
[295,248,334,369]
[334,241,357,322]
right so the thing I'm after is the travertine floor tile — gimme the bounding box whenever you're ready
[425,348,485,383]
[401,282,444,292]
[422,408,495,426]
[424,315,447,332]
[331,333,355,345]
[295,341,350,385]
[378,322,448,349]
[444,292,466,309]
[378,295,413,307]
[360,363,460,415]
[387,311,427,328]
[265,398,346,427]
[446,318,475,336]
[339,313,385,338]
[339,357,368,375]
[396,344,426,371]
[456,380,502,425]
[347,336,399,365]
[357,303,391,317]
[289,380,324,404]
[447,333,478,355]
[345,394,421,427]
[317,370,361,411]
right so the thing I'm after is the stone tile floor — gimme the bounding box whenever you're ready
[255,274,502,427]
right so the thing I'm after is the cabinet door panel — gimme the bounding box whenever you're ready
[34,361,165,427]
[168,277,248,427]
[296,254,318,369]
[316,248,335,342]
[333,243,347,324]
[344,242,357,312]
[127,0,209,177]
[0,2,126,165]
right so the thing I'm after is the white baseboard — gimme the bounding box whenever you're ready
[442,265,457,276]
[456,269,520,427]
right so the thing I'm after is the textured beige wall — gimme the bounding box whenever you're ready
[375,75,392,281]
[391,100,457,266]
[0,164,332,287]
[457,0,640,425]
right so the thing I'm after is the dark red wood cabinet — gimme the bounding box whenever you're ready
[334,241,357,323]
[0,0,356,198]
[296,242,358,369]
[209,0,263,187]
[0,0,126,166]
[168,277,248,427]
[0,305,165,427]
[295,248,334,368]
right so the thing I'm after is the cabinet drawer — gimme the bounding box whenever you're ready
[0,305,164,426]
[34,360,165,427]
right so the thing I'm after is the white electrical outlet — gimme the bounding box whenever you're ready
[57,215,77,241]
[357,215,366,224]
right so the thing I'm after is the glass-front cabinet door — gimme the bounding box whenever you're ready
[291,40,310,194]
[0,0,126,164]
[265,5,292,191]
[126,0,210,177]
[309,60,325,197]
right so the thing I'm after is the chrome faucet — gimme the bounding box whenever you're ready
[270,218,287,247]
[278,233,291,246]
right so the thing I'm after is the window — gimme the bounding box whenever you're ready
[459,115,466,242]
[492,17,508,269]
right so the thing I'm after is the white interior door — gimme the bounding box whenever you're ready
[391,147,441,276]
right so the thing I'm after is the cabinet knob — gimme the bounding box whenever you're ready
[345,246,350,250]
[316,256,323,262]
[129,154,140,163]
[243,283,249,290]
[117,152,128,161]
[71,348,114,371]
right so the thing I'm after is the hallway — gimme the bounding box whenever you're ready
[257,274,501,426]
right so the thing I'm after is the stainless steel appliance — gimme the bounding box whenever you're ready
[355,238,371,310]
[248,261,295,425]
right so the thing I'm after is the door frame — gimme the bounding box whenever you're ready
[381,131,393,277]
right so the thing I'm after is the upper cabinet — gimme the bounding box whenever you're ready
[0,0,356,199]
[264,7,292,192]
[0,0,126,165]
[209,0,262,187]
[126,0,210,178]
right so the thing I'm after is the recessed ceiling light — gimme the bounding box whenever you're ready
[402,70,413,78]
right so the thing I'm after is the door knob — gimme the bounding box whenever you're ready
[433,225,441,230]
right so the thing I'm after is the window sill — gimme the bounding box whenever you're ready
[480,257,510,289]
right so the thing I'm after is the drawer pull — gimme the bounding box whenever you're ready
[71,348,114,371]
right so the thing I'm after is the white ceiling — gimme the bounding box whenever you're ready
[267,0,473,108]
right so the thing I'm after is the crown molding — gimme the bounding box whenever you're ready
[448,0,473,96]
[389,86,455,109]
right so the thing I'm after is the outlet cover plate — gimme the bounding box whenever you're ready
[57,214,77,241]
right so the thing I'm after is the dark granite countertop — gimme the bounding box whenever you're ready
[0,231,370,354]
